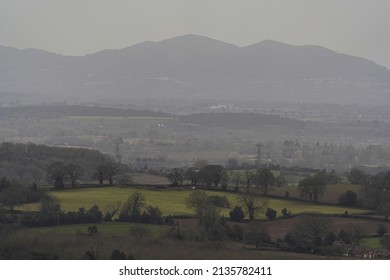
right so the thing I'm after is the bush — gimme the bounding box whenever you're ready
[167,225,186,240]
[229,206,245,222]
[281,208,291,217]
[265,208,277,220]
[87,225,98,235]
[129,225,150,239]
[110,249,127,260]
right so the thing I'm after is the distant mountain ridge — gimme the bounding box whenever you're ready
[1,34,390,105]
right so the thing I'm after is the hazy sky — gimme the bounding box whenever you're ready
[1,0,390,68]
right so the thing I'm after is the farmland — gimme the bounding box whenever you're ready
[20,186,370,218]
[30,222,171,236]
[272,183,364,204]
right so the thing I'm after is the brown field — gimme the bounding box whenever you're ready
[176,216,390,241]
[265,216,388,240]
[130,173,170,185]
[272,183,364,204]
[0,228,331,259]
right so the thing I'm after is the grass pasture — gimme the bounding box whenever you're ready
[362,237,382,249]
[20,186,370,219]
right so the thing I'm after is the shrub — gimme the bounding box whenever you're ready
[265,208,277,220]
[229,206,245,222]
[87,225,98,235]
[281,208,291,217]
[110,249,127,260]
[167,225,186,240]
[129,225,150,239]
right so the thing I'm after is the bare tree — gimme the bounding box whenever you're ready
[119,192,146,221]
[30,167,43,186]
[186,190,208,217]
[93,164,107,184]
[115,163,133,186]
[66,163,84,188]
[47,162,66,189]
[239,189,268,220]
[293,214,331,247]
[185,167,199,187]
[229,170,243,191]
[167,168,185,186]
[244,168,255,188]
[105,159,119,185]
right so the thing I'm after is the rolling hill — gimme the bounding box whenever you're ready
[1,34,390,105]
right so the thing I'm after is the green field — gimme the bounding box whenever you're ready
[20,186,370,218]
[362,237,382,249]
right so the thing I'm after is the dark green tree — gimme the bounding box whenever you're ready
[338,190,358,207]
[229,206,245,222]
[265,207,277,220]
[199,164,226,188]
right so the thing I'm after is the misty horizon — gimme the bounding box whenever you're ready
[1,34,389,71]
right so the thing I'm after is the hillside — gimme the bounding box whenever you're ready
[180,112,304,129]
[0,142,107,181]
[1,35,390,105]
[0,105,171,119]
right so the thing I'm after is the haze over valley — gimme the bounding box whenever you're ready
[2,1,390,262]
